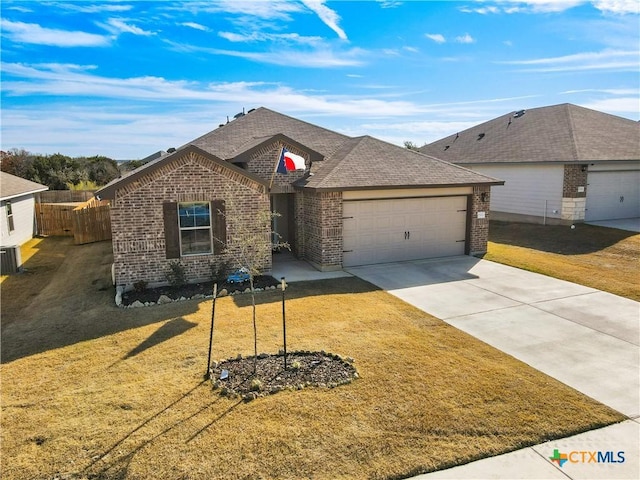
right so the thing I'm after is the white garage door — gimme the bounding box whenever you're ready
[586,171,640,221]
[343,196,468,267]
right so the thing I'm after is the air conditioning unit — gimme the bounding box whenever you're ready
[0,245,22,274]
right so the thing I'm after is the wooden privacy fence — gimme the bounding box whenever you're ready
[35,199,111,245]
[37,190,95,203]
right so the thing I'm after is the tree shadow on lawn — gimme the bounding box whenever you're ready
[83,380,242,479]
[489,220,637,255]
[230,276,382,308]
[0,237,201,364]
[118,317,198,362]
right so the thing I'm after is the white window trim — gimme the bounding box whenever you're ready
[178,202,213,256]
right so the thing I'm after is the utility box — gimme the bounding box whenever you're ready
[0,245,22,274]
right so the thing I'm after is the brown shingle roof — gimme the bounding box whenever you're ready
[419,103,640,164]
[97,107,503,196]
[300,135,502,190]
[190,107,351,159]
[0,171,48,201]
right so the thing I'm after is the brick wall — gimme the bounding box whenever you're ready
[248,141,308,192]
[561,164,588,222]
[297,190,343,269]
[111,151,270,288]
[563,164,588,198]
[469,186,491,255]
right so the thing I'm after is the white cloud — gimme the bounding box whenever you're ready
[461,0,639,14]
[0,19,111,47]
[455,33,476,44]
[497,48,639,72]
[166,40,366,68]
[579,97,640,114]
[301,0,348,40]
[425,33,446,43]
[180,22,209,31]
[177,0,302,19]
[218,31,323,45]
[99,18,155,36]
[592,0,640,14]
[52,2,133,13]
[461,1,583,14]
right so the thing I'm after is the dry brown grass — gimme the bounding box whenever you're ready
[485,221,640,301]
[0,237,625,480]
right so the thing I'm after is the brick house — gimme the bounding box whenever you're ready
[420,103,640,225]
[97,108,503,289]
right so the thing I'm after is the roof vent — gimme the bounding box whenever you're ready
[513,109,526,118]
[477,133,485,141]
[234,107,246,119]
[444,145,450,151]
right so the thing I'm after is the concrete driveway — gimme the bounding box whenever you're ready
[348,256,640,478]
[348,256,639,416]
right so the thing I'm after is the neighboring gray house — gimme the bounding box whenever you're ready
[420,103,640,224]
[97,107,503,289]
[0,171,48,247]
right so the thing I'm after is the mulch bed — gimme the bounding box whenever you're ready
[121,275,280,306]
[210,351,359,401]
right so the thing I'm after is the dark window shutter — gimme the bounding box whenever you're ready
[211,200,226,255]
[163,202,180,259]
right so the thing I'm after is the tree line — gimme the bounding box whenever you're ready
[0,148,120,190]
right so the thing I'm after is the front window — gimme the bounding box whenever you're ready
[178,202,211,255]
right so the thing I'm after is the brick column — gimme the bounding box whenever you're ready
[469,186,491,255]
[561,164,588,222]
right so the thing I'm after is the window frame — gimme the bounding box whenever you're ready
[6,201,15,232]
[177,201,213,256]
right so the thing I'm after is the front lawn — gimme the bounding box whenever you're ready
[486,221,640,301]
[0,239,624,480]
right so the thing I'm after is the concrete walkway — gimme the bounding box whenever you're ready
[586,217,640,233]
[347,256,640,479]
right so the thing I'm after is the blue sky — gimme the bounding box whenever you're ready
[1,0,638,159]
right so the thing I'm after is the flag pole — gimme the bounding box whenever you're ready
[269,146,285,191]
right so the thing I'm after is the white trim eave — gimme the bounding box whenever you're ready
[0,187,49,202]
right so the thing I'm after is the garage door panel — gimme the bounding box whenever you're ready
[343,196,468,267]
[586,171,640,221]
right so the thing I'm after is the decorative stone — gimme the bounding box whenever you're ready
[178,296,187,301]
[130,300,144,308]
[244,288,251,293]
[157,295,172,304]
[192,294,205,299]
[218,289,228,297]
[115,286,123,307]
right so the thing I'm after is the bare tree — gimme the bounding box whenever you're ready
[213,186,289,374]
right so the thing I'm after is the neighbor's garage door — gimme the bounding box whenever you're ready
[585,171,640,221]
[343,196,468,267]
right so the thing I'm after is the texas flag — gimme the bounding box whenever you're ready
[277,148,306,173]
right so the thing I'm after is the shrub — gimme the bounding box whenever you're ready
[165,261,186,287]
[133,280,148,292]
[250,379,262,392]
[211,259,232,283]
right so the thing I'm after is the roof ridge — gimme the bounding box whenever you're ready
[564,104,580,161]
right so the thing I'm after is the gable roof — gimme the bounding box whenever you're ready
[96,145,268,200]
[420,103,640,164]
[190,107,350,160]
[299,135,502,191]
[97,107,502,197]
[0,171,48,201]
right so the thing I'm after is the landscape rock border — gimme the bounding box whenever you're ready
[209,351,358,402]
[115,275,281,308]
